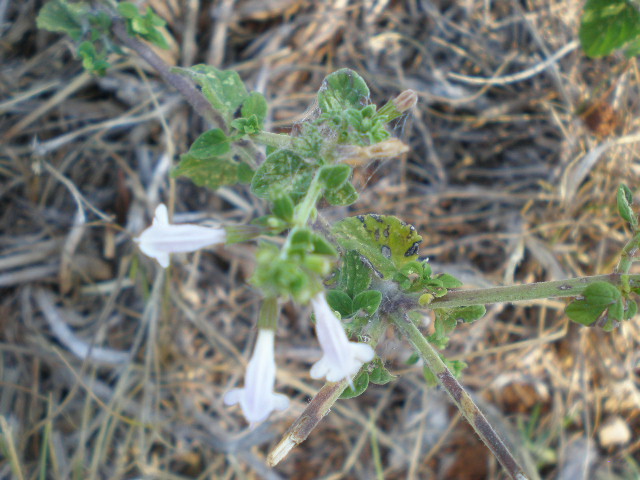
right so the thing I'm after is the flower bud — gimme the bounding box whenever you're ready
[392,89,418,113]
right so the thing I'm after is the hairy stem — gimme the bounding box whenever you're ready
[426,273,640,310]
[391,313,529,480]
[293,171,324,227]
[615,232,640,274]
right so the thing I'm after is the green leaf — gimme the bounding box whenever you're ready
[77,41,109,76]
[251,150,315,203]
[118,3,169,50]
[188,129,230,159]
[324,181,358,206]
[624,36,640,57]
[617,184,637,227]
[332,215,423,279]
[625,299,637,319]
[117,2,139,19]
[317,68,370,113]
[172,153,239,189]
[336,251,372,297]
[406,352,420,365]
[339,371,369,399]
[326,290,353,317]
[37,0,88,41]
[422,365,437,387]
[579,0,640,58]
[237,162,254,183]
[565,300,605,326]
[230,116,261,135]
[583,281,622,306]
[434,273,463,289]
[369,358,396,385]
[608,299,624,321]
[241,92,268,128]
[272,194,295,222]
[310,234,337,256]
[450,305,487,323]
[353,290,382,315]
[173,65,249,123]
[318,165,351,189]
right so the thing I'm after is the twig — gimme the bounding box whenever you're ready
[426,273,640,310]
[448,41,579,86]
[110,19,226,130]
[268,316,388,466]
[392,313,529,480]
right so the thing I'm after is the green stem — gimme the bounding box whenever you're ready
[615,232,640,274]
[293,172,324,227]
[391,313,529,480]
[426,274,640,310]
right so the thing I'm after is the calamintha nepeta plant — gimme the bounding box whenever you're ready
[38,2,640,479]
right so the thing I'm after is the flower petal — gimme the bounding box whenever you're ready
[310,292,374,383]
[223,329,289,425]
[135,204,227,267]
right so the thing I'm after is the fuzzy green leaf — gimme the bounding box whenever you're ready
[625,299,638,319]
[251,150,315,203]
[326,290,353,317]
[237,162,254,184]
[369,358,396,385]
[617,184,637,227]
[310,234,337,256]
[353,290,382,315]
[583,281,622,306]
[451,305,487,323]
[77,41,110,76]
[37,0,88,41]
[272,194,295,222]
[335,251,372,297]
[565,300,606,326]
[317,68,370,114]
[332,215,422,279]
[318,164,351,189]
[435,273,463,289]
[580,0,640,58]
[608,299,624,321]
[241,92,268,127]
[324,181,359,206]
[173,65,249,123]
[339,371,369,399]
[188,129,230,159]
[172,153,239,189]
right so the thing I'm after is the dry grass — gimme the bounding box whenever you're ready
[1,0,640,479]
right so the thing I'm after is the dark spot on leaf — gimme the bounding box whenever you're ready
[381,245,391,258]
[360,254,383,278]
[405,241,421,257]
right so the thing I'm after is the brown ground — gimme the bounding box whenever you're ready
[1,1,639,479]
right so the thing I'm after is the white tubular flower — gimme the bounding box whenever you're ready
[310,292,375,384]
[223,329,289,425]
[135,204,226,268]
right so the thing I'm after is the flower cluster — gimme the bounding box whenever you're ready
[135,206,375,425]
